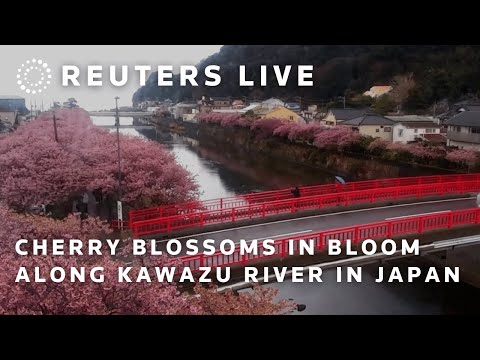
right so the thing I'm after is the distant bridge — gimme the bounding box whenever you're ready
[96,124,155,130]
[89,111,153,117]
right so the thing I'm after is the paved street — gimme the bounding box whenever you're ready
[150,197,477,255]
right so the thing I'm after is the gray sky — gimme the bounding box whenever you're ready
[0,45,223,111]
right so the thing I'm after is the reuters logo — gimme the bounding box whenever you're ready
[17,58,52,95]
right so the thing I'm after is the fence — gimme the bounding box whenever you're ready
[131,179,480,237]
[177,207,480,272]
[127,173,480,224]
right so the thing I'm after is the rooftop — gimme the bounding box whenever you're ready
[462,105,480,111]
[341,113,397,126]
[386,115,437,122]
[330,108,369,120]
[0,95,24,100]
[254,108,274,115]
[398,121,442,129]
[422,134,447,143]
[445,111,480,127]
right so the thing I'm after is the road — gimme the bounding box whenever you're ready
[149,197,477,255]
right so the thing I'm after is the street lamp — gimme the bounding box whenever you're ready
[115,96,123,229]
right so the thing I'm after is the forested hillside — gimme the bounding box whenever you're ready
[133,45,480,111]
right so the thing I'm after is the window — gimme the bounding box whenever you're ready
[425,128,434,133]
[470,127,480,134]
[414,129,418,133]
[455,126,461,132]
[384,127,392,132]
[398,129,404,137]
[289,116,293,120]
[375,129,380,133]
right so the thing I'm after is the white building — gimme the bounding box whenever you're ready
[261,98,285,109]
[390,120,444,144]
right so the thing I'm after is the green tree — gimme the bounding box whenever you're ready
[350,94,374,108]
[372,95,396,115]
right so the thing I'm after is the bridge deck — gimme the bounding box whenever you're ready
[176,201,480,271]
[128,173,480,223]
[124,176,480,237]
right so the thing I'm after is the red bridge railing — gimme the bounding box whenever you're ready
[177,207,480,271]
[131,179,480,237]
[128,173,480,224]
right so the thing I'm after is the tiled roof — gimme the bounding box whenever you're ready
[445,111,480,127]
[330,108,368,120]
[422,134,447,143]
[341,113,397,126]
[399,121,442,129]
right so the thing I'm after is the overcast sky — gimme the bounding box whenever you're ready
[0,45,223,111]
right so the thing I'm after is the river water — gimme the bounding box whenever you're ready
[93,116,480,315]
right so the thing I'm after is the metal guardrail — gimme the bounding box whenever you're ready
[130,179,480,237]
[127,173,480,224]
[177,207,480,272]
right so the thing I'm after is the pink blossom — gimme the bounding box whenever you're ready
[0,205,292,315]
[367,138,389,152]
[286,123,325,142]
[313,126,361,150]
[273,123,297,138]
[250,118,284,139]
[446,149,478,167]
[0,109,198,210]
[197,113,252,127]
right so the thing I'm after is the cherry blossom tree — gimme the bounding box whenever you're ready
[446,149,478,170]
[286,123,325,142]
[313,126,362,151]
[250,118,284,139]
[197,113,251,128]
[273,122,297,139]
[0,109,198,210]
[367,138,389,152]
[0,206,293,315]
[193,284,295,315]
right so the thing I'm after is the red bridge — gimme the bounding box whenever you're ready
[116,173,480,237]
[178,207,480,272]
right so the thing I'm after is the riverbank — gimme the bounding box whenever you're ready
[150,116,455,180]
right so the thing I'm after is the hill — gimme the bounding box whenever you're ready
[132,45,480,111]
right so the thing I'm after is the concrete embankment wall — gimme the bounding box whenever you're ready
[149,116,450,180]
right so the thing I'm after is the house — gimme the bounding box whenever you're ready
[453,101,480,112]
[302,105,319,120]
[199,96,232,112]
[239,103,261,114]
[444,111,480,150]
[391,121,444,144]
[340,113,397,141]
[254,106,305,124]
[285,102,301,112]
[261,98,285,109]
[232,100,245,109]
[171,103,198,120]
[321,108,369,126]
[0,95,28,115]
[182,108,200,122]
[363,86,393,98]
[387,115,445,144]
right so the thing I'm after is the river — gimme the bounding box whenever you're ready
[93,116,480,315]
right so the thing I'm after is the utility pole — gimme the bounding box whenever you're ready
[52,110,58,142]
[115,96,123,229]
